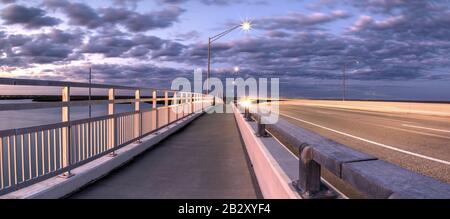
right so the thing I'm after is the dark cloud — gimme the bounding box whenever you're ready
[43,0,185,32]
[0,29,83,66]
[0,0,16,4]
[0,4,61,28]
[81,33,185,58]
[56,63,190,89]
[112,0,141,8]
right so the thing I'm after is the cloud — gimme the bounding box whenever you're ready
[54,63,190,88]
[0,0,16,4]
[250,10,350,30]
[0,29,83,66]
[43,0,185,32]
[157,0,267,5]
[0,4,61,28]
[81,33,185,58]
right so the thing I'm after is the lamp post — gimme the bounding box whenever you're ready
[206,21,251,95]
[342,59,359,101]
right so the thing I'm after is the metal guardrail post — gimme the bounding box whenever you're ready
[295,145,321,198]
[244,106,252,121]
[255,114,269,137]
[60,86,73,178]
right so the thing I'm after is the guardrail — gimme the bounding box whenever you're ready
[0,77,213,195]
[239,102,450,199]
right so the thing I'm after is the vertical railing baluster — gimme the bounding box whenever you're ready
[46,130,50,173]
[81,124,85,160]
[164,91,169,125]
[52,130,56,171]
[40,131,44,175]
[34,132,38,177]
[27,133,31,179]
[20,134,24,182]
[7,136,11,187]
[0,137,3,188]
[77,125,81,163]
[12,135,17,185]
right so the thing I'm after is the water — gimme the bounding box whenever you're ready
[0,99,154,131]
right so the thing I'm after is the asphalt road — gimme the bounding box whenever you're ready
[279,104,450,187]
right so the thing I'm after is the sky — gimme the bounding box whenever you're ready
[0,0,449,100]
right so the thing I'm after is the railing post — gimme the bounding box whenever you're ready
[60,86,73,178]
[182,92,186,117]
[201,94,204,110]
[134,89,141,143]
[108,88,117,157]
[255,114,269,137]
[173,91,176,120]
[165,90,169,124]
[296,145,322,198]
[152,90,158,130]
[244,106,252,121]
[189,93,194,114]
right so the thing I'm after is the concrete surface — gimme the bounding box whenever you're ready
[279,104,450,184]
[70,107,261,199]
[284,99,450,117]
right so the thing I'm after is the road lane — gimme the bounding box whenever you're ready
[279,104,450,184]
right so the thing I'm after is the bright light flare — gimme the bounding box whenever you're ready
[234,66,240,72]
[239,100,252,108]
[241,21,252,31]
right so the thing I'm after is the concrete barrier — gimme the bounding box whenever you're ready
[232,104,300,199]
[0,110,206,199]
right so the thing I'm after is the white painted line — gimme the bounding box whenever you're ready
[402,124,450,133]
[280,113,450,166]
[266,129,349,199]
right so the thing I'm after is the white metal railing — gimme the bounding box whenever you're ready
[0,77,213,195]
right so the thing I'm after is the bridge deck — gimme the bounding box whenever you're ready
[70,107,261,199]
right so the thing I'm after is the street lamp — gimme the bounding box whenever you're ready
[342,59,359,101]
[206,20,251,94]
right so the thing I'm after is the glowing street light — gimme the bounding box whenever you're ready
[241,21,252,31]
[206,20,252,94]
[234,66,240,73]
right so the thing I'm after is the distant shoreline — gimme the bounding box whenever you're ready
[1,95,449,104]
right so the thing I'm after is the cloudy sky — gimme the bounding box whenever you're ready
[0,0,449,100]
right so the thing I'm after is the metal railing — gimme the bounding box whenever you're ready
[238,101,450,199]
[0,77,213,195]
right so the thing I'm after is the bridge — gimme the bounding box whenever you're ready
[0,78,450,199]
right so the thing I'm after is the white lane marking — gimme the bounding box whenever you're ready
[402,124,450,133]
[266,129,348,199]
[280,113,450,166]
